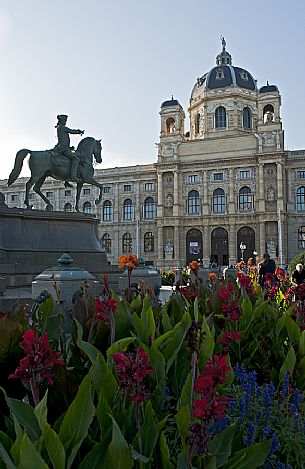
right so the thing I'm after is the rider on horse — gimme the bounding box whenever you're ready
[53,115,84,183]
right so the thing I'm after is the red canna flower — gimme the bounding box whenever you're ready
[9,329,64,387]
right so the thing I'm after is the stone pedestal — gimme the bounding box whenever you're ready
[32,253,100,330]
[118,258,161,296]
[0,200,108,288]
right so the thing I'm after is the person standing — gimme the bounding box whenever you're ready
[291,263,305,286]
[258,253,276,287]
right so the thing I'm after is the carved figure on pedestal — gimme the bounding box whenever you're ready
[266,187,275,201]
[164,241,174,256]
[8,115,103,212]
[267,239,276,253]
[166,193,174,207]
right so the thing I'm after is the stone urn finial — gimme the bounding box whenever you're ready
[57,253,74,266]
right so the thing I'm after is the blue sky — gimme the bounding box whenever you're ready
[0,0,305,179]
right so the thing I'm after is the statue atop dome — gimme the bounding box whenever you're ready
[221,36,226,51]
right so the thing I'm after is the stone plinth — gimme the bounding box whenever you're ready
[118,258,161,295]
[32,253,100,329]
[0,200,108,288]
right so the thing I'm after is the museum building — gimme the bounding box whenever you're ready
[2,41,305,268]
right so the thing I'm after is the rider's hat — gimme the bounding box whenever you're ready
[57,114,68,121]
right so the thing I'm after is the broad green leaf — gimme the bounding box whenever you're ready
[89,353,117,406]
[0,315,24,364]
[1,389,40,443]
[18,433,49,469]
[0,442,15,469]
[43,426,65,469]
[198,318,215,369]
[194,297,199,322]
[275,315,286,337]
[130,447,150,463]
[107,337,135,358]
[280,346,296,379]
[222,440,271,469]
[59,374,95,469]
[96,390,113,439]
[114,300,132,340]
[135,401,160,458]
[161,307,172,332]
[285,316,300,344]
[141,295,156,341]
[34,391,48,431]
[101,416,133,469]
[75,319,100,364]
[253,300,269,320]
[78,440,110,469]
[240,295,253,331]
[176,406,190,448]
[177,450,188,469]
[159,432,173,469]
[208,422,237,466]
[178,371,192,412]
[148,345,166,387]
[153,330,172,349]
[299,330,305,356]
[163,312,192,373]
[205,456,217,469]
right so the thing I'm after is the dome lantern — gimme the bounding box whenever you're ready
[216,37,232,66]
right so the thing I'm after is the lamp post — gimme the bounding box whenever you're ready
[253,250,258,266]
[240,242,246,261]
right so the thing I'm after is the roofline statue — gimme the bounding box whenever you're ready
[8,115,103,212]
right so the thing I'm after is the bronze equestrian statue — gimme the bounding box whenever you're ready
[8,115,103,212]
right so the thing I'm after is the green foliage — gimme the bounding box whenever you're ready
[288,250,305,274]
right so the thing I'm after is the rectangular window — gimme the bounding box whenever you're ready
[29,193,36,200]
[11,194,18,202]
[297,171,305,179]
[64,190,72,196]
[240,171,250,179]
[124,184,132,192]
[188,175,199,183]
[144,182,154,191]
[213,173,223,181]
[103,186,111,194]
[83,188,91,195]
[46,191,53,198]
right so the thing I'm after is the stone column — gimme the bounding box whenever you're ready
[113,183,119,222]
[157,173,163,217]
[228,224,237,266]
[157,226,163,261]
[174,226,180,262]
[259,221,265,257]
[258,163,265,212]
[228,169,235,214]
[202,225,210,267]
[202,170,209,215]
[277,162,284,210]
[173,171,179,217]
[287,168,292,203]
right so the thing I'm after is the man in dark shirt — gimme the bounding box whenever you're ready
[291,263,305,285]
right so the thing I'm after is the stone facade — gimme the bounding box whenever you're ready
[1,42,305,268]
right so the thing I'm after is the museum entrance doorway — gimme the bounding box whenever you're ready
[186,228,203,264]
[210,227,229,266]
[237,226,255,263]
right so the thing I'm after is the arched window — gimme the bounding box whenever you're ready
[123,198,134,220]
[263,104,274,123]
[239,187,252,211]
[297,187,305,211]
[83,201,92,214]
[195,113,201,134]
[103,200,112,221]
[188,190,200,214]
[243,107,251,129]
[122,232,132,253]
[144,197,155,219]
[298,226,305,249]
[144,232,154,252]
[215,106,227,129]
[64,202,72,212]
[102,233,111,253]
[166,117,175,134]
[213,188,226,213]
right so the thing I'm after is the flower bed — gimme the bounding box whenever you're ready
[0,261,304,467]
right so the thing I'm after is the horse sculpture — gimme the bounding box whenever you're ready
[8,137,103,212]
